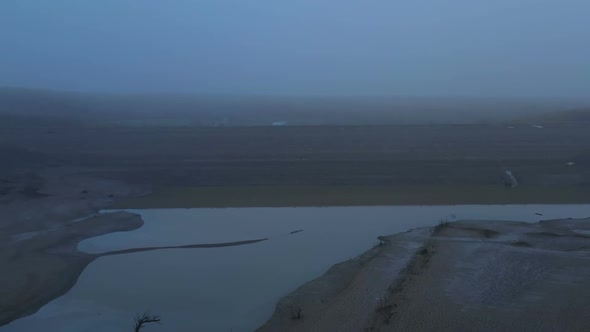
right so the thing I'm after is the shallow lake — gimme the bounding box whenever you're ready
[3,205,590,332]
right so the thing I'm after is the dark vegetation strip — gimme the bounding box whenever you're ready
[113,185,590,209]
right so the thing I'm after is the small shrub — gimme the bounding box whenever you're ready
[289,306,303,320]
[375,296,394,324]
[373,239,387,248]
[431,217,451,236]
[376,296,388,312]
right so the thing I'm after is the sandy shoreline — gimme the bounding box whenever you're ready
[0,212,143,326]
[0,169,275,328]
[0,210,272,327]
[258,218,590,331]
[0,168,147,326]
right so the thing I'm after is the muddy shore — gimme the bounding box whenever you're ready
[0,211,143,326]
[0,167,146,326]
[258,218,590,331]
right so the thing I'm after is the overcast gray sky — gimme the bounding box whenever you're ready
[1,0,589,98]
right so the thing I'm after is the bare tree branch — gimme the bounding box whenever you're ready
[133,312,161,332]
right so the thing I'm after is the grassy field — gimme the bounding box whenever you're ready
[113,185,590,208]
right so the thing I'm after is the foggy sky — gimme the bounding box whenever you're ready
[1,0,589,99]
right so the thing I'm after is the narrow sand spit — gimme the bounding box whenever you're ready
[258,218,590,332]
[0,211,267,327]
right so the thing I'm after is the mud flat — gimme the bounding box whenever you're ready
[258,218,590,332]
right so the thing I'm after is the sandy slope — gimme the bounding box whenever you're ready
[259,219,590,332]
[0,211,143,326]
[0,167,147,326]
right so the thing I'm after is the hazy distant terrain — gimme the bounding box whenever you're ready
[2,87,590,200]
[2,118,590,193]
[2,87,589,128]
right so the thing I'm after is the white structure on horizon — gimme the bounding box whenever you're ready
[272,121,288,126]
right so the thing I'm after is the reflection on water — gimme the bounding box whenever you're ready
[3,205,590,332]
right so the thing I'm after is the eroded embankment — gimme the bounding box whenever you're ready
[258,218,590,332]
